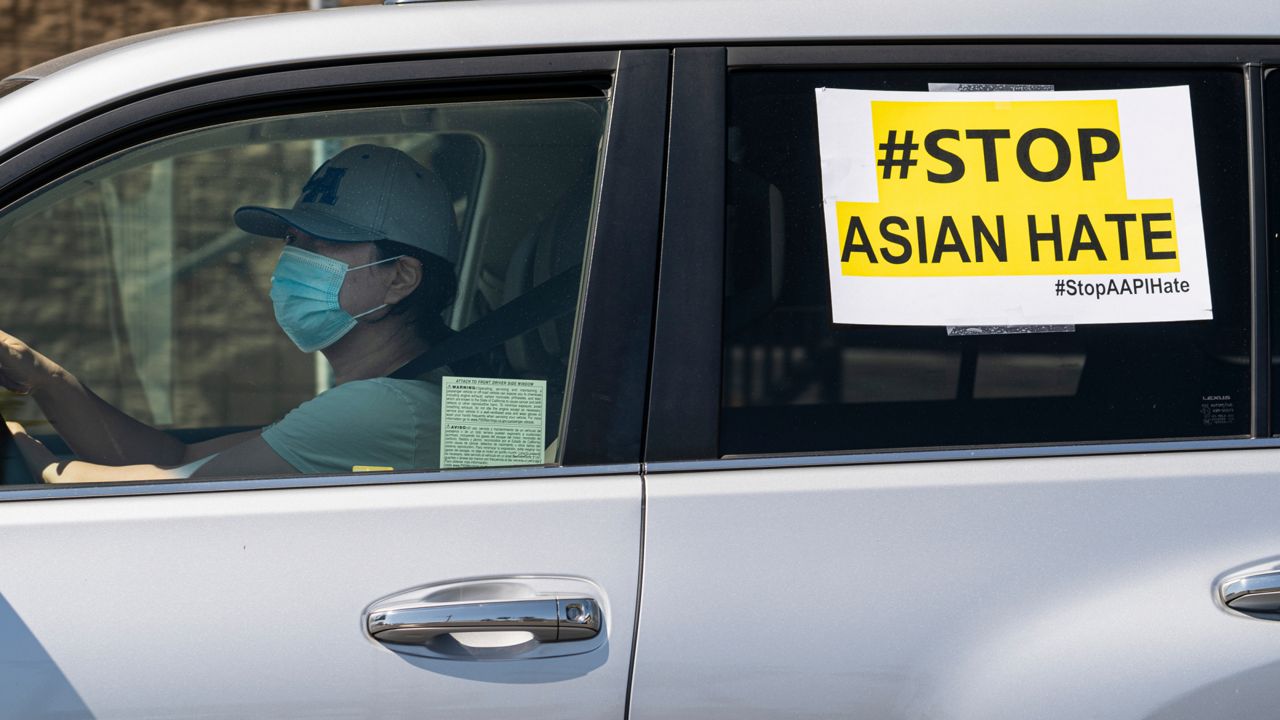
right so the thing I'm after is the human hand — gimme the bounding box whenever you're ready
[0,330,63,395]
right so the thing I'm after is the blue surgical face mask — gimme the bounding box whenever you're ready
[269,245,403,353]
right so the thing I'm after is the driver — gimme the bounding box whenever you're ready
[2,144,457,483]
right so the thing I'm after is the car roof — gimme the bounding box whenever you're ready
[2,0,1280,156]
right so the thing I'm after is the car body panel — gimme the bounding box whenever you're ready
[0,474,641,718]
[631,450,1280,719]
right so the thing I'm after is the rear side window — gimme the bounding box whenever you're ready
[723,68,1250,456]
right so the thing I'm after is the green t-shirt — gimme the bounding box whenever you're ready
[261,377,441,474]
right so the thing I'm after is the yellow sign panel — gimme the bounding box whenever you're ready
[837,99,1179,278]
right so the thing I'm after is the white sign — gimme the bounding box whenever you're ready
[815,86,1212,326]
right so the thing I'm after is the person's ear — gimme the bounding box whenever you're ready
[383,256,423,306]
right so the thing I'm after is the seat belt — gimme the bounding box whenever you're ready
[389,265,582,381]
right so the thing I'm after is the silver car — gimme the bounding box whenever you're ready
[2,1,1280,717]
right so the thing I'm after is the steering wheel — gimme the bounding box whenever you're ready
[0,405,34,485]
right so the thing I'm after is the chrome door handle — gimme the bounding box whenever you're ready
[368,597,601,645]
[1221,570,1280,615]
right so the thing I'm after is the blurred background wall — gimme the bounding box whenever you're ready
[0,0,379,78]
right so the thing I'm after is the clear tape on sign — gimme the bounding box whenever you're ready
[946,324,1074,337]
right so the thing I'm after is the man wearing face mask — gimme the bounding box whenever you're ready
[3,144,458,483]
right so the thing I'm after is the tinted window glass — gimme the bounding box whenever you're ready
[723,69,1250,456]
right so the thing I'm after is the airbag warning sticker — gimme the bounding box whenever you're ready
[815,86,1212,326]
[440,376,546,469]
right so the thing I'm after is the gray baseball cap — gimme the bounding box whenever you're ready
[234,144,456,262]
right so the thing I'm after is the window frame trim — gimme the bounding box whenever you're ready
[644,47,726,463]
[0,463,641,503]
[1247,64,1270,437]
[646,437,1280,475]
[727,44,1280,69]
[560,49,671,467]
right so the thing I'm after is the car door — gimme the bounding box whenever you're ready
[632,45,1280,719]
[0,48,667,718]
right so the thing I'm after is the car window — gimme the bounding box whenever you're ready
[0,96,607,481]
[722,68,1250,456]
